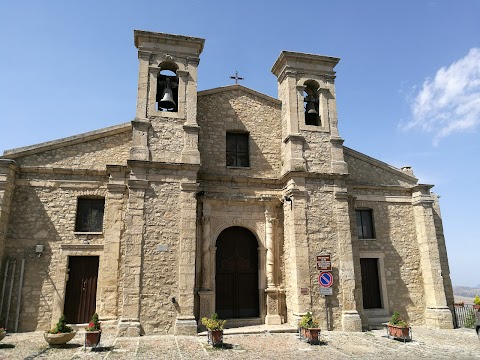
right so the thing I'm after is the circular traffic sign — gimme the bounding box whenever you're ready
[318,271,333,288]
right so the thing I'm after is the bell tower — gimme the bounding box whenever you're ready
[271,51,348,175]
[132,30,205,164]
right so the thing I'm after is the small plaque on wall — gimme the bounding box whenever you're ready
[300,287,309,295]
[156,244,168,252]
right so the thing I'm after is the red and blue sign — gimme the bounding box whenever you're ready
[318,271,333,288]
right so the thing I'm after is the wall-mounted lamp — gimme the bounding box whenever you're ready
[35,244,44,257]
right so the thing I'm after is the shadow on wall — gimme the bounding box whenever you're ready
[0,186,61,332]
[351,201,417,326]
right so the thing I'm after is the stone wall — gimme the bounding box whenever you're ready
[141,181,181,334]
[197,89,282,178]
[14,131,132,170]
[302,131,332,173]
[351,193,426,325]
[304,180,342,329]
[3,175,109,331]
[345,150,417,187]
[148,118,185,163]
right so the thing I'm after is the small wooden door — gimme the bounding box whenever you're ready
[64,256,99,324]
[360,258,382,309]
[216,227,259,319]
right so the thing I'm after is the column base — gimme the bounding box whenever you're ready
[425,307,454,329]
[341,310,362,332]
[116,318,142,337]
[265,314,282,325]
[175,316,198,335]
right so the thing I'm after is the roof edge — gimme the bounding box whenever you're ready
[2,122,132,159]
[198,84,281,105]
[344,146,418,182]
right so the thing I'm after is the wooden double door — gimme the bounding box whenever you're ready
[64,256,99,324]
[215,227,259,319]
[360,258,382,309]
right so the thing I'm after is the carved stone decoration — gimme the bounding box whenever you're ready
[265,288,282,325]
[201,216,211,289]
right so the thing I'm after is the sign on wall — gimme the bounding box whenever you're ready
[316,255,332,271]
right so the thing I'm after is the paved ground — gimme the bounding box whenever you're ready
[0,326,479,359]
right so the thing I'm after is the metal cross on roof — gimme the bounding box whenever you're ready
[229,71,244,84]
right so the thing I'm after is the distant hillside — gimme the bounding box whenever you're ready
[453,285,480,299]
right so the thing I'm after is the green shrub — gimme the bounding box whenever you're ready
[48,314,73,334]
[201,313,226,331]
[388,311,409,327]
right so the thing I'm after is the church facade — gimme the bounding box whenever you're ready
[0,30,454,335]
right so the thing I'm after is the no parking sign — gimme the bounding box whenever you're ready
[318,271,333,288]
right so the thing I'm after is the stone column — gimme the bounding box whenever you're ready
[117,174,147,337]
[334,183,362,332]
[174,182,198,335]
[0,160,18,270]
[265,207,282,324]
[101,166,127,321]
[412,185,453,328]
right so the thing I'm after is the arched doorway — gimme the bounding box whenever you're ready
[215,226,259,318]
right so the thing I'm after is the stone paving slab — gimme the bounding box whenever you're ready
[0,327,478,359]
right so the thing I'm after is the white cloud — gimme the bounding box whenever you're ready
[404,48,480,145]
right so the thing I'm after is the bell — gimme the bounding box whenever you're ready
[159,87,176,110]
[305,101,318,115]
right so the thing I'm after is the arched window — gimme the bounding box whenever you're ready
[303,80,321,126]
[156,62,179,112]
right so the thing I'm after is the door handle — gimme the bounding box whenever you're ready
[82,280,86,290]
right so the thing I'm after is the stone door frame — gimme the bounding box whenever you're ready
[197,200,284,326]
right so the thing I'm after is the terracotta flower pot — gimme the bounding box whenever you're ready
[306,328,321,345]
[85,331,101,347]
[387,324,411,341]
[473,305,480,311]
[44,331,76,345]
[208,329,223,347]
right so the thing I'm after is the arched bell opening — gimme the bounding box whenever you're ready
[156,62,179,112]
[303,79,321,126]
[215,226,260,319]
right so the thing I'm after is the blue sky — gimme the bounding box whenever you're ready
[1,1,479,287]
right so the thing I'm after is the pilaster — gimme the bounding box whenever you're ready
[174,182,199,335]
[101,166,127,320]
[334,182,362,332]
[412,185,453,328]
[117,170,147,337]
[282,177,310,325]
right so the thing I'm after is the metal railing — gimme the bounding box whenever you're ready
[453,304,478,328]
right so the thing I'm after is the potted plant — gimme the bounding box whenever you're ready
[386,311,411,342]
[473,295,480,310]
[0,328,6,342]
[44,314,76,345]
[85,313,101,348]
[201,313,226,347]
[299,312,321,345]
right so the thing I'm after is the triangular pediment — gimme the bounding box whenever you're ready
[198,84,281,106]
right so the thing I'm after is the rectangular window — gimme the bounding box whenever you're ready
[75,198,105,232]
[356,209,375,239]
[226,132,249,167]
